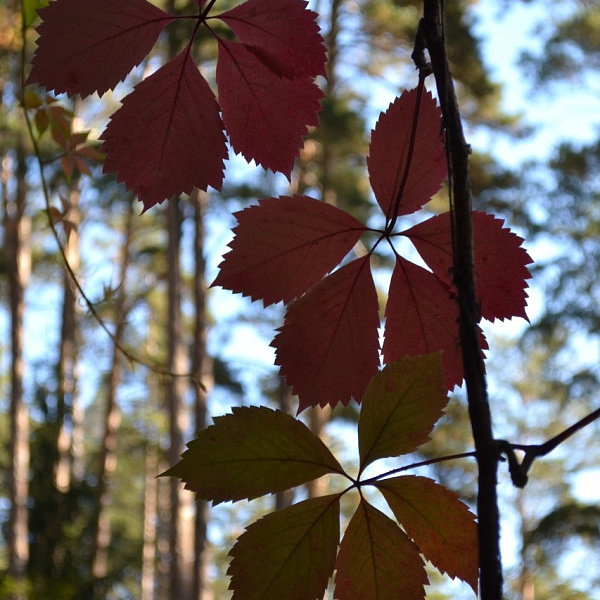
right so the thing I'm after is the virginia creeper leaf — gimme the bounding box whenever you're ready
[334,499,428,600]
[100,50,227,210]
[218,0,327,79]
[217,38,324,176]
[228,495,340,600]
[367,88,447,220]
[212,196,365,305]
[382,257,470,389]
[358,353,448,474]
[273,256,380,411]
[164,406,344,504]
[405,211,533,321]
[376,476,479,592]
[26,0,175,98]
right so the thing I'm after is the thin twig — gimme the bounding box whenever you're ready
[20,28,202,387]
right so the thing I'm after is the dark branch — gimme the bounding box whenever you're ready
[418,2,502,599]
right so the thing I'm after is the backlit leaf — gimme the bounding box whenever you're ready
[228,495,340,600]
[273,256,380,411]
[26,0,174,97]
[100,50,227,210]
[376,476,478,592]
[212,196,365,305]
[218,0,327,79]
[405,211,533,321]
[358,353,448,474]
[217,39,324,176]
[164,406,344,504]
[367,88,446,221]
[382,257,468,389]
[334,499,427,600]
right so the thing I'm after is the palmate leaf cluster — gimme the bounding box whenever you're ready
[167,354,478,600]
[24,1,539,599]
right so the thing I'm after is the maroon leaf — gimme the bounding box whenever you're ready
[405,211,533,321]
[273,256,380,411]
[100,49,227,210]
[383,257,465,389]
[26,0,174,98]
[212,196,365,305]
[217,0,327,79]
[216,39,324,176]
[367,88,446,220]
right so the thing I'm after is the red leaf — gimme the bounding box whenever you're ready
[334,499,428,600]
[273,256,380,411]
[218,0,327,79]
[377,476,479,593]
[367,88,446,220]
[382,257,465,390]
[405,211,533,321]
[212,196,365,305]
[100,50,227,210]
[26,0,174,98]
[216,39,324,176]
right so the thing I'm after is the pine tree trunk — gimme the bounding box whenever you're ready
[91,205,134,591]
[191,189,212,600]
[166,197,193,600]
[3,142,31,600]
[142,444,159,600]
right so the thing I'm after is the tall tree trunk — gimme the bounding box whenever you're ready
[90,205,134,593]
[3,142,31,599]
[166,196,193,600]
[191,189,212,600]
[54,188,81,495]
[142,444,159,600]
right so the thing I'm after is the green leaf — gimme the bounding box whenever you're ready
[164,406,345,504]
[358,353,448,473]
[228,495,341,600]
[334,498,427,600]
[23,0,49,28]
[376,475,479,593]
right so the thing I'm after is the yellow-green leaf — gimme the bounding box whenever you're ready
[334,498,427,600]
[376,475,478,593]
[358,353,448,473]
[228,494,340,600]
[164,406,345,504]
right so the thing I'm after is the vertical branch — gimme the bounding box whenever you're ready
[419,2,502,598]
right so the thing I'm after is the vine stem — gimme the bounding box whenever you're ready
[19,22,203,389]
[418,2,502,598]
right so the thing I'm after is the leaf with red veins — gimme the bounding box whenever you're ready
[100,50,227,210]
[368,88,447,220]
[26,0,175,98]
[383,257,467,390]
[273,256,380,412]
[217,0,327,79]
[217,39,324,177]
[404,211,533,321]
[212,196,365,306]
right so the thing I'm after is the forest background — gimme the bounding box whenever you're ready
[2,0,600,599]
